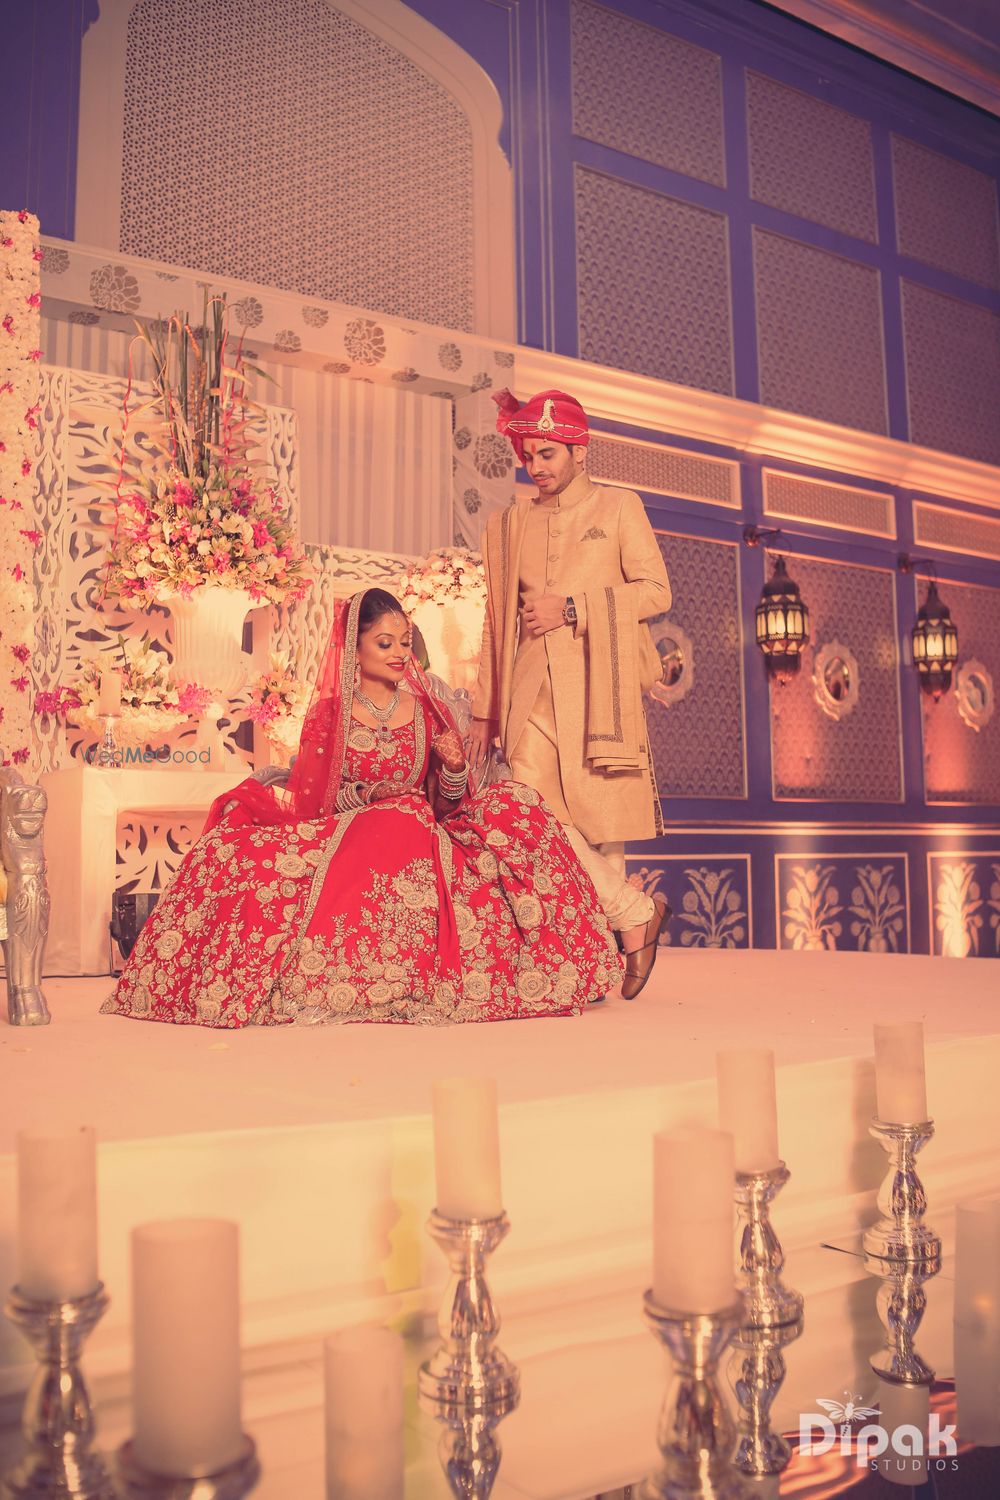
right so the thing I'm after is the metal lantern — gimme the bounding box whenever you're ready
[912,579,959,701]
[755,555,810,684]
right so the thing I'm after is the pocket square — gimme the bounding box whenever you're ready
[581,526,607,540]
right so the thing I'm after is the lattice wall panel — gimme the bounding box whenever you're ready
[922,579,1000,806]
[120,0,475,329]
[570,0,725,185]
[914,503,1000,562]
[902,281,1000,467]
[588,434,739,507]
[770,555,902,803]
[763,470,894,538]
[753,229,888,435]
[893,136,1000,291]
[747,71,877,242]
[575,167,734,394]
[647,533,745,800]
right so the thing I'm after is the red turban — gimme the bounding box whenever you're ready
[493,388,590,461]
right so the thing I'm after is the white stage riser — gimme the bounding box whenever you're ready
[1,1035,998,1394]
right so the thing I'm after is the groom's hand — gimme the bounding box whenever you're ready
[521,594,566,636]
[467,718,497,771]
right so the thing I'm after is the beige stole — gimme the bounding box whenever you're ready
[584,585,658,772]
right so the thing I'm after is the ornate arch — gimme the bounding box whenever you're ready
[75,0,514,338]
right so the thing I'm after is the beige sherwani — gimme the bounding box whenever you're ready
[473,473,671,930]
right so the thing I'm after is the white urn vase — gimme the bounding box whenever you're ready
[167,586,259,696]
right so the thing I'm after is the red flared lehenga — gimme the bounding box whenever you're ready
[101,594,621,1027]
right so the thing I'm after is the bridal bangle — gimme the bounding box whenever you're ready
[439,763,469,800]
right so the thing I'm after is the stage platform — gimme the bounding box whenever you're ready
[3,949,999,1409]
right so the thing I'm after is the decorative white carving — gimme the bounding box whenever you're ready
[648,619,696,709]
[956,659,995,734]
[812,639,861,722]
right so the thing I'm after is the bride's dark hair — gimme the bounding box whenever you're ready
[357,588,406,635]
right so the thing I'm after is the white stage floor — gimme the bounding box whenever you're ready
[3,948,1000,1491]
[4,948,996,1146]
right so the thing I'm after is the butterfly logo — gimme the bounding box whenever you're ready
[815,1391,881,1437]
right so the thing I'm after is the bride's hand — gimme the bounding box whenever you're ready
[431,727,466,772]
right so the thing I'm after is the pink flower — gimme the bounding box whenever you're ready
[11,675,29,692]
[1,236,12,248]
[2,315,14,335]
[12,747,29,764]
[0,381,12,395]
[34,690,64,716]
[177,682,211,715]
[12,643,30,663]
[173,478,194,505]
[26,292,41,308]
[212,553,230,574]
[21,458,30,476]
[33,249,43,261]
[29,349,42,361]
[11,563,24,582]
[252,520,271,547]
[20,528,42,547]
[17,209,28,222]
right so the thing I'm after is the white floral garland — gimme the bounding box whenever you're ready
[0,210,42,767]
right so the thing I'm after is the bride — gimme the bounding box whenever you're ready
[102,588,621,1026]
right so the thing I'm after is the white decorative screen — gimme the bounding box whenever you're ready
[119,0,476,330]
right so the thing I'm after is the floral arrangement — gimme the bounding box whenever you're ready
[49,636,189,745]
[246,650,309,753]
[396,547,486,610]
[0,210,43,767]
[102,297,311,609]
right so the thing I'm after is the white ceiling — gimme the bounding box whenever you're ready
[763,0,1000,120]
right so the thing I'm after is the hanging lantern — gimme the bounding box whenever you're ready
[912,579,958,701]
[755,554,810,685]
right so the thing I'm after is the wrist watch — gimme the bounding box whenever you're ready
[562,595,577,627]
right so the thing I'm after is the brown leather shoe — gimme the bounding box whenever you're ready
[620,895,671,1001]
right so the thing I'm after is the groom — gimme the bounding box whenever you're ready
[468,388,671,999]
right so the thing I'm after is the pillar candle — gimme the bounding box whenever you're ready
[16,1126,99,1302]
[324,1326,404,1500]
[432,1077,502,1220]
[716,1050,780,1174]
[873,1377,929,1488]
[98,669,123,718]
[954,1195,1000,1329]
[874,1021,927,1123]
[955,1322,1000,1446]
[653,1128,736,1313]
[131,1219,244,1478]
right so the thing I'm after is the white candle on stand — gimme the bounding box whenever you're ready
[131,1219,244,1477]
[874,1022,927,1123]
[324,1326,404,1500]
[954,1196,1000,1328]
[432,1077,502,1220]
[874,1377,929,1487]
[16,1126,99,1302]
[98,669,122,717]
[716,1050,780,1173]
[653,1128,736,1312]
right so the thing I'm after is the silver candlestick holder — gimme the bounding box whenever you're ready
[3,1282,117,1499]
[864,1251,941,1386]
[96,715,123,770]
[734,1163,803,1330]
[729,1315,803,1477]
[640,1291,749,1500]
[418,1209,520,1411]
[115,1435,260,1499]
[862,1120,941,1264]
[422,1384,519,1500]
